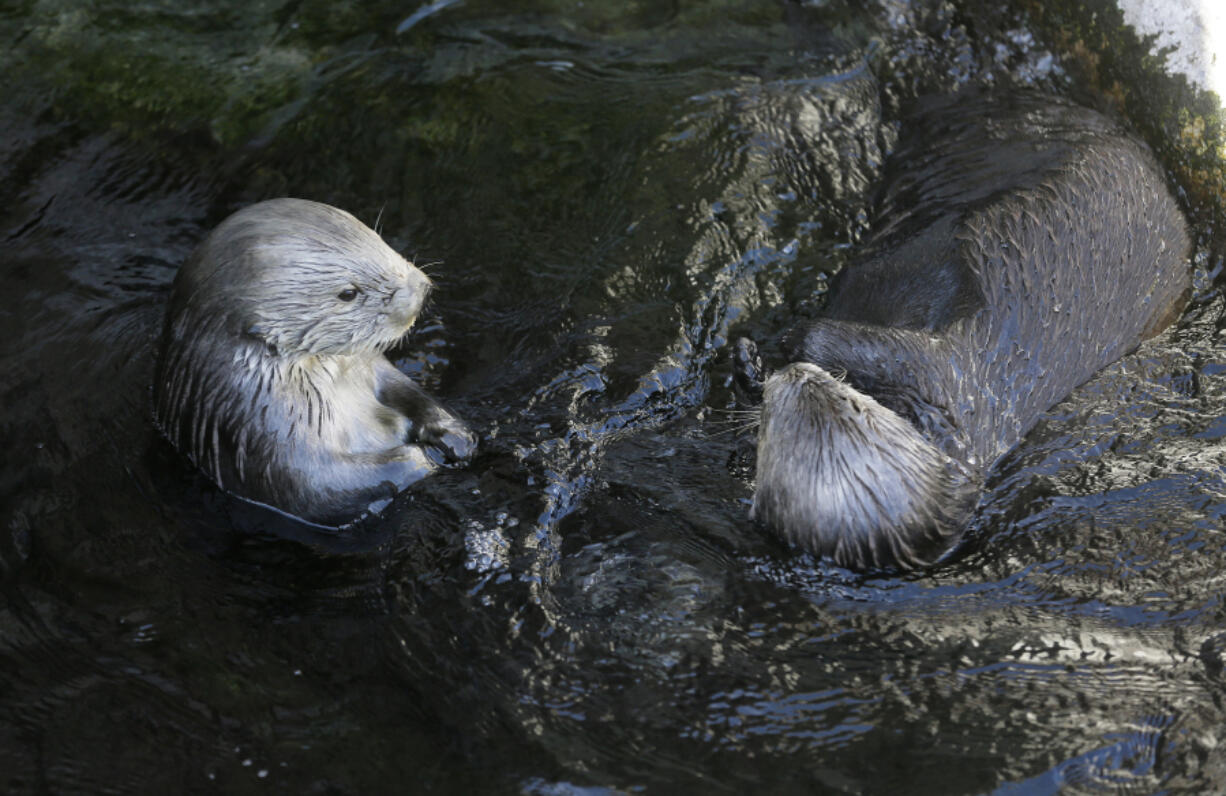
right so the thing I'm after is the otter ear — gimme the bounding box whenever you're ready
[244,323,279,356]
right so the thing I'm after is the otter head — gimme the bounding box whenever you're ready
[751,362,969,571]
[171,198,429,358]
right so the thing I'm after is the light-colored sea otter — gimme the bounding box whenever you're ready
[153,198,475,525]
[743,93,1191,570]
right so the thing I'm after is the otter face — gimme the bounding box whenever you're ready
[179,198,430,358]
[752,362,967,570]
[243,242,430,357]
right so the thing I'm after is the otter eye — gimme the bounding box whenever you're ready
[337,287,359,302]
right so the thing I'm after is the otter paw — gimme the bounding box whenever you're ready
[732,336,765,405]
[418,416,477,462]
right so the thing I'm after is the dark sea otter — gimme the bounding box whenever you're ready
[153,198,475,526]
[744,93,1191,570]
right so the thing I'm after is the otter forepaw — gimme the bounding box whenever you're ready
[732,336,765,405]
[417,415,477,462]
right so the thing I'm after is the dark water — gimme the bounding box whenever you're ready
[2,0,1225,793]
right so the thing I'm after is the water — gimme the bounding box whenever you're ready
[2,0,1225,792]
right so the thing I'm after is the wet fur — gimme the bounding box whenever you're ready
[153,198,474,525]
[751,93,1191,570]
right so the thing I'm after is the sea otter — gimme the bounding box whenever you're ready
[742,93,1191,570]
[153,198,475,526]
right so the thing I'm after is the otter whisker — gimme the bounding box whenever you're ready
[706,406,762,417]
[703,406,763,439]
[703,420,761,440]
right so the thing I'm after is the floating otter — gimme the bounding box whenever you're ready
[742,93,1191,570]
[153,198,475,525]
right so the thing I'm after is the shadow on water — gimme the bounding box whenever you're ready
[1,0,1225,792]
